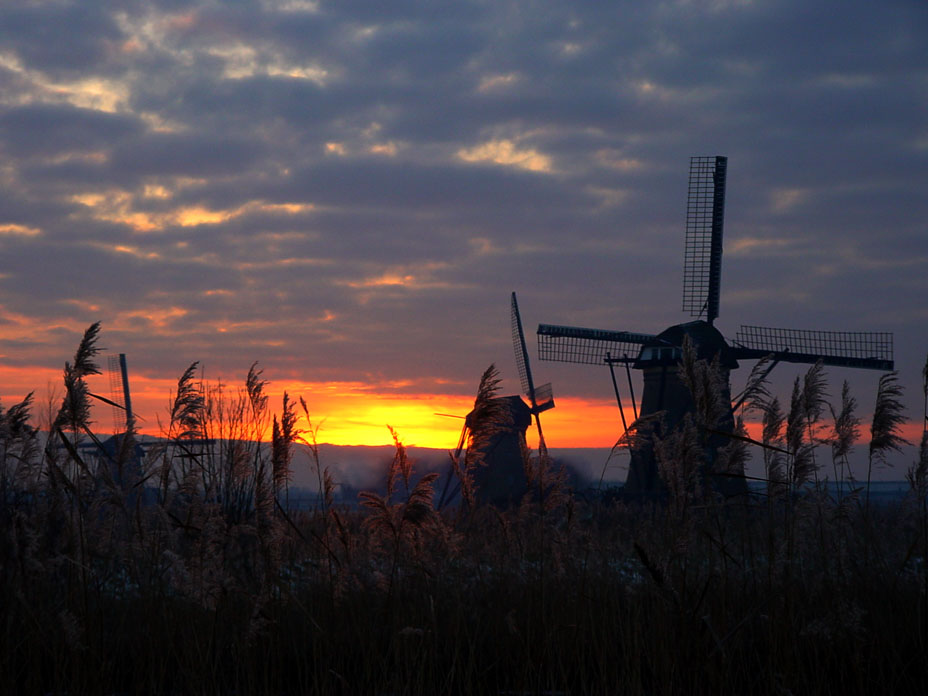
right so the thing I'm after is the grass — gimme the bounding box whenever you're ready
[1,324,927,694]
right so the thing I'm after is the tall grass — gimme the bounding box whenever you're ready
[0,324,927,694]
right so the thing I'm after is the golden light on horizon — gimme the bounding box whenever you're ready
[2,365,924,452]
[0,364,626,449]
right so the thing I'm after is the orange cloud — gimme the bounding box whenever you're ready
[457,139,553,173]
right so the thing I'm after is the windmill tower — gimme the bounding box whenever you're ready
[102,353,146,490]
[537,156,894,498]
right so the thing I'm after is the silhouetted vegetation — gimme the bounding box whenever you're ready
[1,325,927,694]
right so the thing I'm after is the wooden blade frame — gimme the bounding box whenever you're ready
[733,325,894,371]
[537,324,657,366]
[683,155,727,324]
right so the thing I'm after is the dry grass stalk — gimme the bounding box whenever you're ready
[271,391,299,500]
[786,376,816,490]
[868,372,909,510]
[761,395,787,497]
[452,364,508,510]
[829,380,860,494]
[739,354,774,413]
[654,415,704,520]
[6,322,928,694]
[55,322,103,434]
[870,372,909,464]
[678,336,727,434]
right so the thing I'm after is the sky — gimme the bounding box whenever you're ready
[0,0,926,458]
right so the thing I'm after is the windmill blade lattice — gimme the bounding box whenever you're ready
[683,155,727,324]
[733,325,893,371]
[512,293,555,413]
[537,324,657,365]
[511,292,534,400]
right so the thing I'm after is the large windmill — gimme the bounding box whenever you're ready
[537,156,894,498]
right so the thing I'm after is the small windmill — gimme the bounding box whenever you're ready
[537,156,894,497]
[436,294,555,509]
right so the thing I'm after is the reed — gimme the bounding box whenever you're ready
[1,324,926,694]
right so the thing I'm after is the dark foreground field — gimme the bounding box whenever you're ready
[2,324,927,694]
[3,487,928,695]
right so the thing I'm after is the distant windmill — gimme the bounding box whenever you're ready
[537,156,894,498]
[436,294,555,509]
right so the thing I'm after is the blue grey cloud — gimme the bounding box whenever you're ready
[0,0,926,428]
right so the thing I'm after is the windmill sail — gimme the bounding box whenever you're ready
[537,324,657,365]
[512,293,554,412]
[683,155,727,324]
[107,353,133,433]
[733,325,894,371]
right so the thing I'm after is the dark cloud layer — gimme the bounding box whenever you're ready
[0,0,926,428]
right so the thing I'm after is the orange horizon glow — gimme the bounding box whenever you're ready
[0,365,626,449]
[2,364,924,451]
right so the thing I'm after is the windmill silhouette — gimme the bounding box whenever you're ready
[537,156,894,498]
[436,293,554,509]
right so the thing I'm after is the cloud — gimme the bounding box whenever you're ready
[0,0,925,446]
[457,139,554,173]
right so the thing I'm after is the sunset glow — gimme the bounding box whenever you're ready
[0,359,629,449]
[5,359,923,458]
[0,0,924,478]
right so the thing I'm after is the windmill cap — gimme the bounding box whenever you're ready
[466,395,532,432]
[634,320,739,370]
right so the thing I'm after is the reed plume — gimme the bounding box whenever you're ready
[739,354,774,413]
[761,395,787,495]
[169,362,205,441]
[912,352,928,498]
[786,376,815,492]
[678,336,727,433]
[801,361,828,479]
[867,371,909,509]
[829,380,860,493]
[453,364,508,509]
[272,391,299,499]
[358,427,440,595]
[55,322,102,433]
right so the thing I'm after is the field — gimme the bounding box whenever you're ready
[1,324,927,695]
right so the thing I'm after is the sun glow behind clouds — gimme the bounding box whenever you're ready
[71,191,313,232]
[457,139,553,173]
[0,365,627,449]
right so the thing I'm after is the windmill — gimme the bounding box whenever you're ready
[436,294,555,509]
[537,156,894,498]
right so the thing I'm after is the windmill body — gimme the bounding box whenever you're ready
[437,294,554,510]
[623,320,741,496]
[538,156,894,499]
[468,395,533,507]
